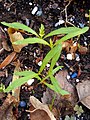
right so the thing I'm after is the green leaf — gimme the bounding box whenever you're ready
[1,22,39,37]
[15,70,36,76]
[39,24,45,38]
[13,37,50,46]
[44,27,81,38]
[49,39,54,48]
[5,71,38,93]
[50,75,69,95]
[49,44,62,74]
[55,27,89,45]
[39,44,61,73]
[74,105,84,116]
[0,83,5,92]
[52,66,63,75]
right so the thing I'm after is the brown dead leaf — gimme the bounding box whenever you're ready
[30,96,56,120]
[12,60,21,101]
[41,70,78,117]
[76,80,90,109]
[8,28,27,53]
[55,70,77,103]
[0,92,6,99]
[78,45,88,54]
[0,71,6,77]
[0,52,16,69]
[0,94,18,120]
[42,70,77,108]
[2,40,11,51]
[62,41,78,59]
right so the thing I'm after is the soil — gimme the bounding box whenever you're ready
[0,0,90,120]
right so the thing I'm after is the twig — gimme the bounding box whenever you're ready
[61,0,75,27]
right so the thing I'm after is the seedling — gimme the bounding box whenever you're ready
[0,83,5,92]
[1,22,89,95]
[64,115,75,120]
[74,104,84,116]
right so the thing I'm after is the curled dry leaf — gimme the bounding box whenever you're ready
[62,41,78,60]
[76,80,90,109]
[78,45,88,54]
[0,94,18,120]
[30,96,56,120]
[8,28,27,53]
[0,52,16,69]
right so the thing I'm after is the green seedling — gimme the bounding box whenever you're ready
[0,83,5,92]
[64,115,75,120]
[74,104,84,116]
[1,22,89,95]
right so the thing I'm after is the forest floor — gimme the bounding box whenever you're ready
[0,0,90,120]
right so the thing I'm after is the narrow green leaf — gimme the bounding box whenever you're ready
[52,66,63,75]
[15,70,36,76]
[5,71,38,93]
[13,37,50,46]
[15,70,41,81]
[49,44,62,73]
[50,75,69,95]
[1,22,39,37]
[39,24,45,38]
[55,27,89,45]
[44,82,55,90]
[39,44,61,73]
[44,27,81,38]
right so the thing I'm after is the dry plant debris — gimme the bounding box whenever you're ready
[0,94,18,120]
[29,96,56,120]
[76,80,90,109]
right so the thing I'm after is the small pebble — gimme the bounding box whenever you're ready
[31,6,38,15]
[66,75,70,80]
[36,8,42,16]
[76,79,80,83]
[27,79,34,85]
[38,61,42,66]
[76,56,80,61]
[55,19,64,27]
[29,2,32,6]
[46,64,50,68]
[71,72,78,79]
[19,101,26,107]
[84,41,87,46]
[79,23,85,28]
[75,54,80,61]
[7,8,10,11]
[67,53,73,60]
[25,18,30,26]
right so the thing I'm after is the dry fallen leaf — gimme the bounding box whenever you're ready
[42,70,77,117]
[55,70,77,103]
[12,60,21,101]
[76,80,90,109]
[0,52,16,69]
[30,96,56,120]
[8,28,27,53]
[2,40,11,51]
[0,94,18,120]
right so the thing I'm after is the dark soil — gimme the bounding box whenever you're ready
[0,0,90,120]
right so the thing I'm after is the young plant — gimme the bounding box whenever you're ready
[1,22,89,95]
